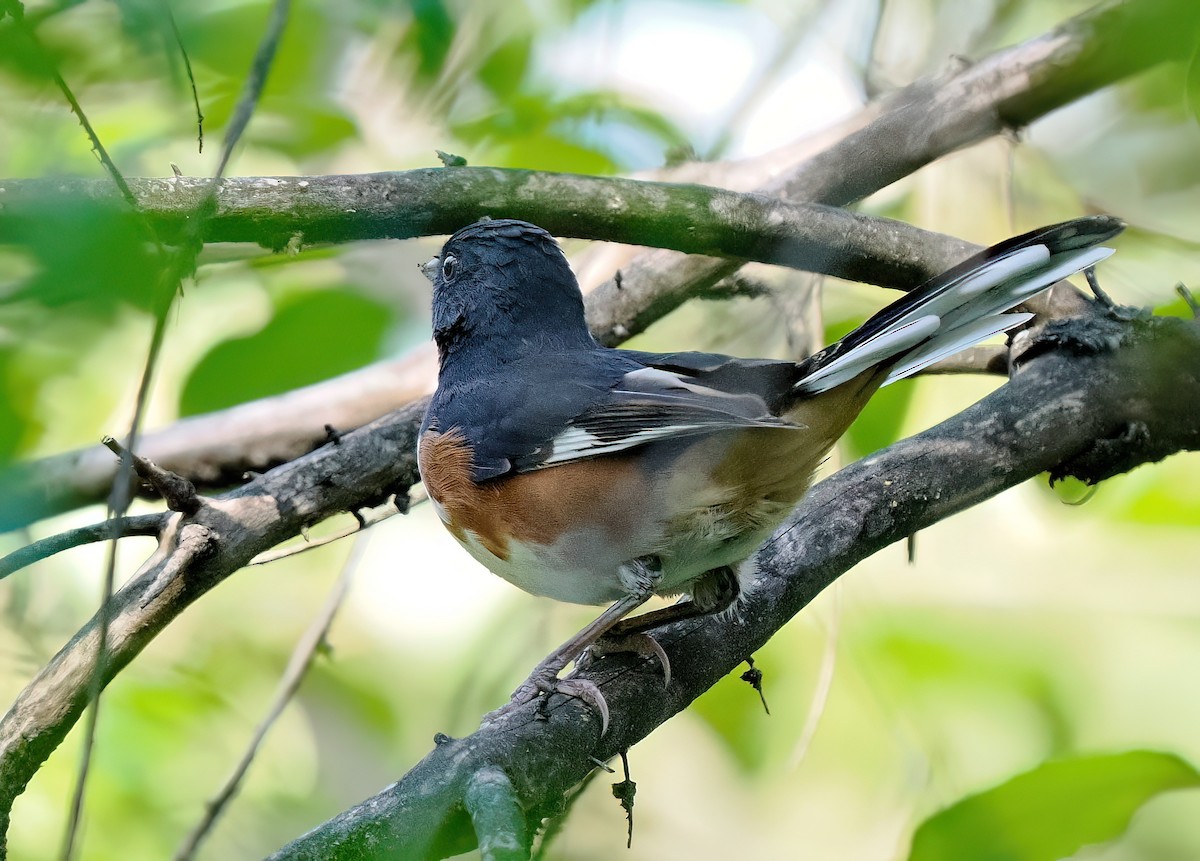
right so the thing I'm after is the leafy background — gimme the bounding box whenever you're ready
[1,0,1198,859]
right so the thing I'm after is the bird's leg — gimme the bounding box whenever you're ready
[609,565,740,636]
[483,557,661,733]
[578,566,741,694]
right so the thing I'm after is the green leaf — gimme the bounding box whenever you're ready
[180,289,392,416]
[0,351,25,464]
[402,0,456,83]
[909,751,1200,861]
[1188,42,1200,127]
[842,379,914,459]
[2,200,166,315]
[478,35,532,98]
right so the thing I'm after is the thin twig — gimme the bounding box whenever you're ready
[0,514,164,580]
[0,0,138,213]
[54,0,294,853]
[101,436,199,514]
[60,532,118,861]
[167,8,205,153]
[788,589,840,770]
[215,0,291,178]
[248,499,412,565]
[173,532,365,861]
[1176,283,1200,317]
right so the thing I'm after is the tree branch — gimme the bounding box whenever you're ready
[268,311,1200,860]
[0,170,969,276]
[0,514,164,580]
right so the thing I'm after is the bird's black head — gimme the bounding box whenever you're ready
[423,218,596,370]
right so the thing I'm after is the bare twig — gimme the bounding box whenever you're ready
[0,515,164,581]
[0,0,138,214]
[1176,283,1200,317]
[101,437,199,515]
[248,498,413,565]
[173,531,364,861]
[167,8,205,154]
[215,0,290,177]
[916,344,1009,376]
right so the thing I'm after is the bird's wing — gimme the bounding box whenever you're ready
[422,351,801,481]
[517,364,798,471]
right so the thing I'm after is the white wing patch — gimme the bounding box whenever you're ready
[531,366,800,469]
[541,424,711,466]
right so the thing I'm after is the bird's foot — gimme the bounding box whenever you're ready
[480,558,664,736]
[579,631,672,688]
[481,654,611,734]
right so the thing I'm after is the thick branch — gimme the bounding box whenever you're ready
[0,171,968,278]
[269,311,1200,861]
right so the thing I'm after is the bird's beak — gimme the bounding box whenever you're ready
[420,256,440,284]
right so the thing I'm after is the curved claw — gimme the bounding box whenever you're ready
[589,632,672,688]
[482,667,612,735]
[554,678,610,735]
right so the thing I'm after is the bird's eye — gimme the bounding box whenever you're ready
[441,254,457,281]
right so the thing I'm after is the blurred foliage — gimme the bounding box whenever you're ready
[179,287,393,416]
[910,752,1200,861]
[0,0,1198,860]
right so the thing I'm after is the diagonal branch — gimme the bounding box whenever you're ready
[267,311,1200,861]
[0,514,164,581]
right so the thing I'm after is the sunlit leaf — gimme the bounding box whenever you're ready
[909,751,1200,861]
[843,380,914,459]
[402,0,456,83]
[0,351,25,464]
[180,289,393,416]
[1,202,166,314]
[479,35,532,98]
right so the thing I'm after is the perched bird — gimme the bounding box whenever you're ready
[418,215,1121,729]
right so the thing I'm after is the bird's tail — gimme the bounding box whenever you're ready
[794,216,1124,395]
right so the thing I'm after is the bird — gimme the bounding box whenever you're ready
[417,215,1122,731]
